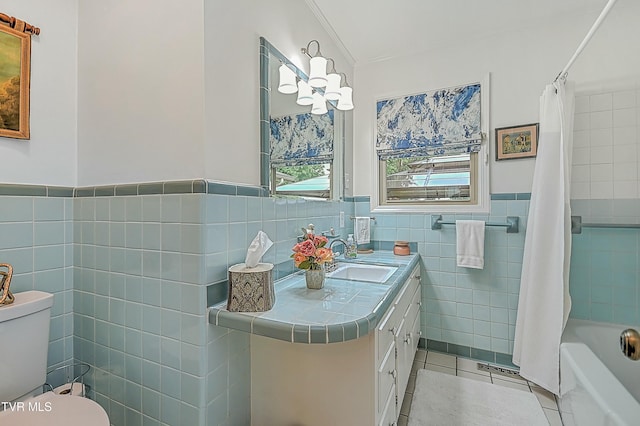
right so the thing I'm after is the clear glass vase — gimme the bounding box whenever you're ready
[305,268,325,289]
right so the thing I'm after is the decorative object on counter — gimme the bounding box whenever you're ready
[345,234,358,258]
[495,123,539,160]
[393,241,410,256]
[245,231,273,268]
[305,269,325,290]
[291,233,334,289]
[0,263,15,305]
[227,231,275,312]
[227,263,275,312]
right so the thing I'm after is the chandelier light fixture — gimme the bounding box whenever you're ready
[277,39,354,114]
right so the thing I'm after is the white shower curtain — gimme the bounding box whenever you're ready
[512,81,574,395]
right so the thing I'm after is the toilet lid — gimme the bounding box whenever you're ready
[0,391,109,425]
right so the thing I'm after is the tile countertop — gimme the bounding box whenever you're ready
[208,251,420,344]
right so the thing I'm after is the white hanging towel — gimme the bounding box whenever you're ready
[354,217,370,244]
[456,220,485,269]
[512,81,574,396]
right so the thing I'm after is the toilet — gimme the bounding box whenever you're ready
[0,290,109,425]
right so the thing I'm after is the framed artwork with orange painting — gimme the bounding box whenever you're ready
[0,21,31,139]
[495,123,539,160]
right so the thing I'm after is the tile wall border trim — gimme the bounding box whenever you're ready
[1,182,532,201]
[344,193,532,202]
[0,183,74,197]
[491,193,532,200]
[0,180,271,198]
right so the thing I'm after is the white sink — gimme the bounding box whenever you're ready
[326,263,397,284]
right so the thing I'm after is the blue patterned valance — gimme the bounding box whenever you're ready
[270,110,334,167]
[376,83,482,159]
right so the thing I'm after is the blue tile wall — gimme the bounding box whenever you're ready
[0,195,74,386]
[73,194,212,425]
[3,182,535,424]
[356,196,529,356]
[70,185,354,426]
[569,199,640,325]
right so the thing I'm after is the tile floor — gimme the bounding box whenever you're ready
[399,349,563,426]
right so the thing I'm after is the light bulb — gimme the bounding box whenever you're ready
[308,56,328,88]
[277,64,298,94]
[336,86,354,111]
[296,80,314,106]
[324,73,342,101]
[311,92,328,115]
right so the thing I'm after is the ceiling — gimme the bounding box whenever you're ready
[307,0,609,65]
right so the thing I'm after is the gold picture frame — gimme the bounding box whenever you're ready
[495,123,539,160]
[0,22,31,139]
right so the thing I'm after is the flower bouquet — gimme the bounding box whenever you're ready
[291,234,334,270]
[291,234,334,289]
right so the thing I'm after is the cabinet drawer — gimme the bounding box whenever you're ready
[405,284,421,327]
[377,342,396,412]
[378,382,397,426]
[396,265,420,313]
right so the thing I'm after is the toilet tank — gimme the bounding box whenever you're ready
[0,291,54,402]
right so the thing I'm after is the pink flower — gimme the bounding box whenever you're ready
[295,239,316,257]
[315,247,333,264]
[293,252,308,267]
[313,235,328,248]
[291,233,335,270]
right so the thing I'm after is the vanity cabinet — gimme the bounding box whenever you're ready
[250,264,421,426]
[375,264,421,425]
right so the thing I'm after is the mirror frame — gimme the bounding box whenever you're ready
[259,37,344,200]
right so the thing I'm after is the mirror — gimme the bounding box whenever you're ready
[260,37,344,200]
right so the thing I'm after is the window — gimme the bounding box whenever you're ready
[272,163,332,199]
[269,110,335,200]
[372,78,489,212]
[380,153,476,204]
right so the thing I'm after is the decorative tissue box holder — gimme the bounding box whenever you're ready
[227,263,275,312]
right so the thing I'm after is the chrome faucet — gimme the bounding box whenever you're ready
[329,238,348,255]
[326,238,348,273]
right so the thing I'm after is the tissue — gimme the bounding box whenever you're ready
[245,231,273,268]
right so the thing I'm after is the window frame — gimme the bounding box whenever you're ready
[370,75,491,214]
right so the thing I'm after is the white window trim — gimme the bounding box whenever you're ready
[370,74,491,214]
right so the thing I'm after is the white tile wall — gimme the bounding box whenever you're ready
[573,87,639,200]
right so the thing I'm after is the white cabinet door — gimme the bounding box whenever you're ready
[378,383,397,426]
[395,266,421,397]
[376,263,422,426]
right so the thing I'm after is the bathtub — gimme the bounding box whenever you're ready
[560,319,640,425]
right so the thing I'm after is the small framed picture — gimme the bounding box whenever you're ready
[495,123,539,160]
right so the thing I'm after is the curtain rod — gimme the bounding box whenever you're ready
[553,0,618,82]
